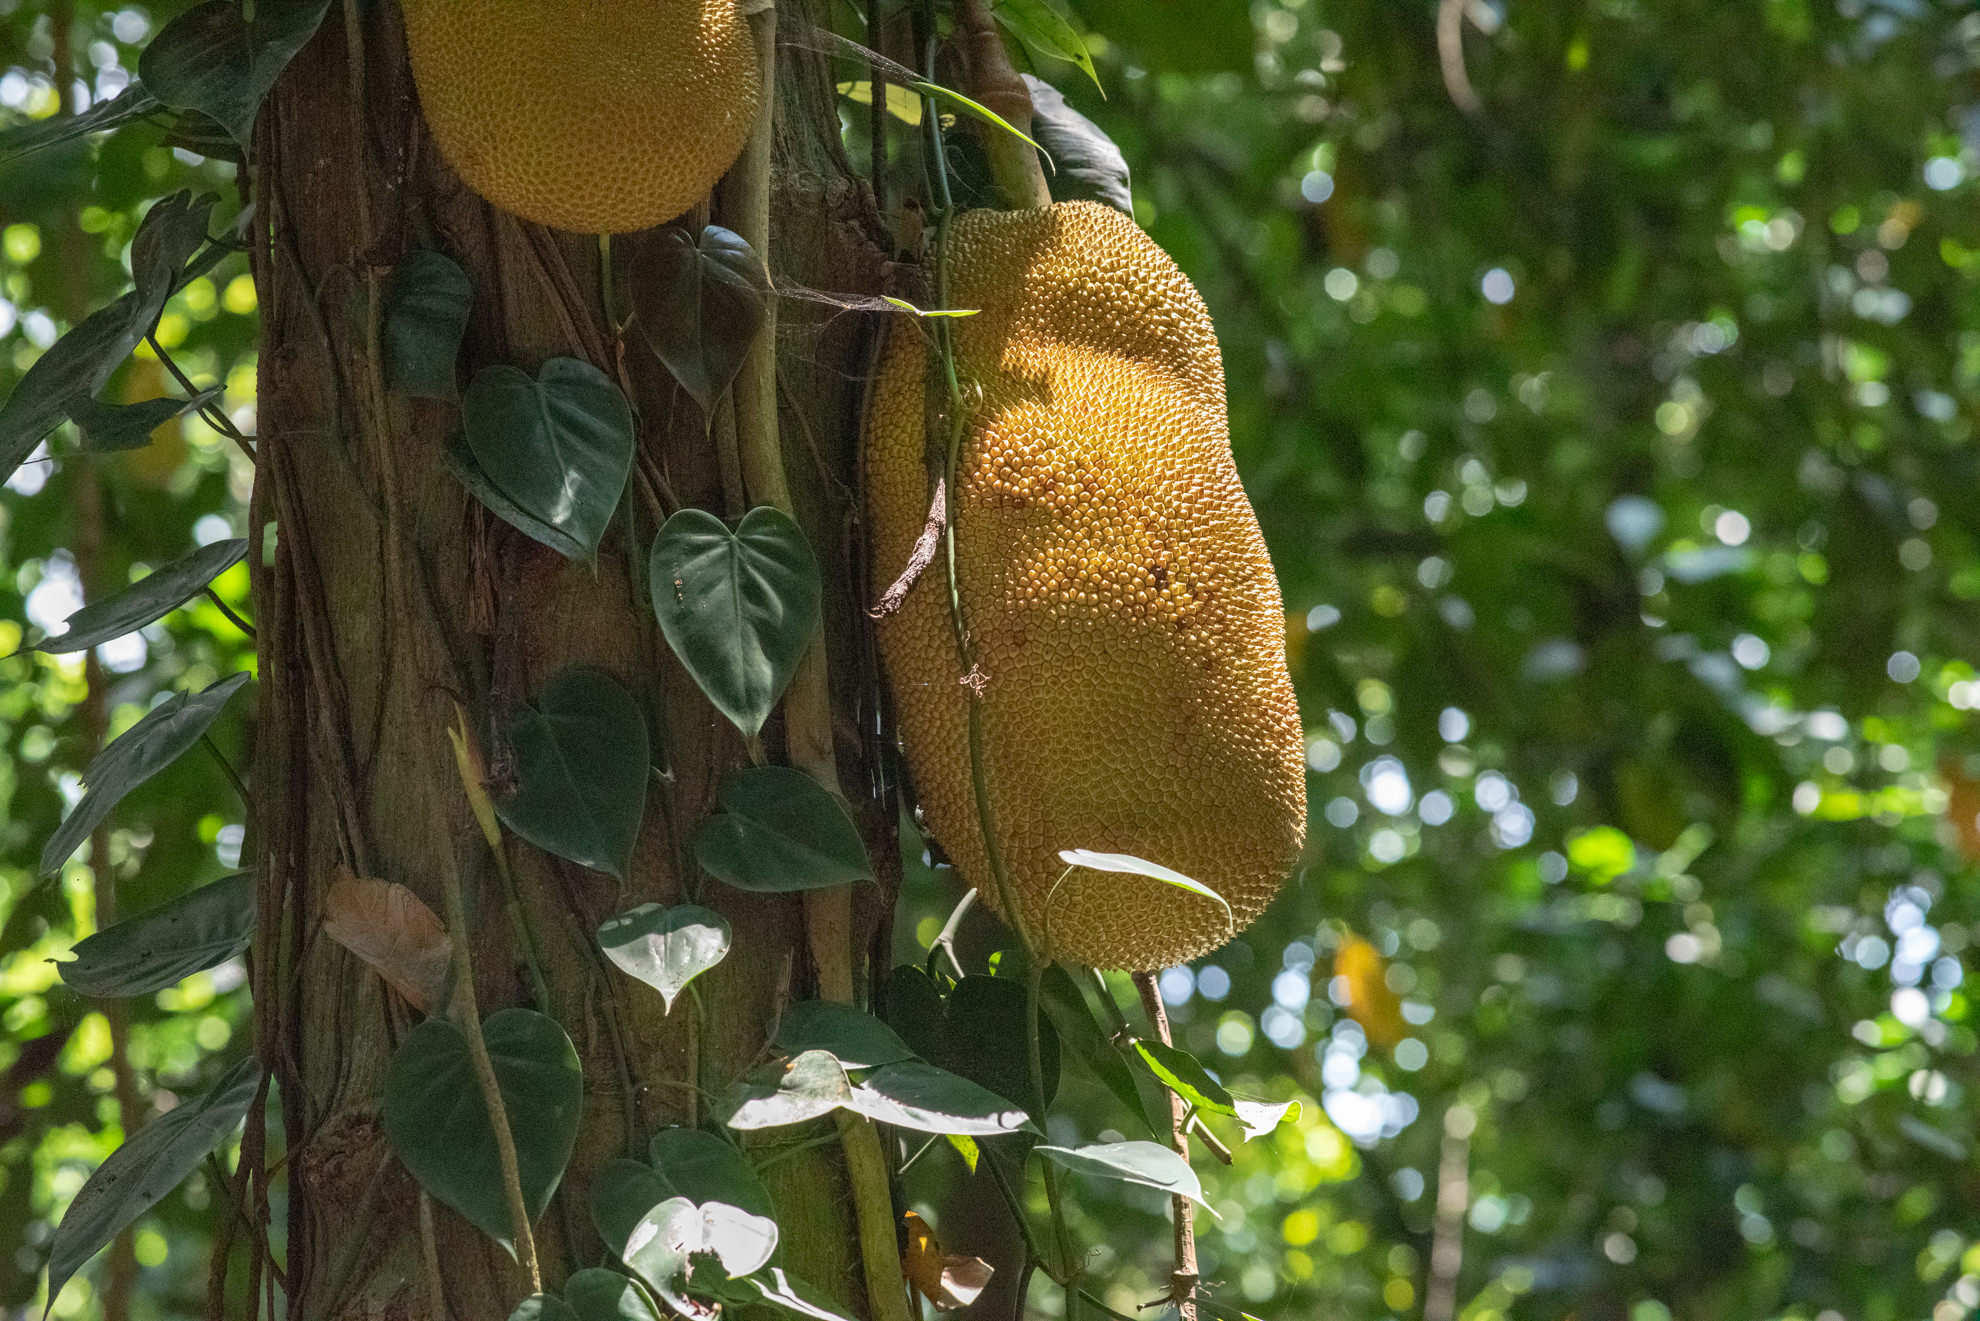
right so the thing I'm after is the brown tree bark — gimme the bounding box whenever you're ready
[247,3,894,1315]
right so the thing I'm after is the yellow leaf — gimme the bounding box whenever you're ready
[901,1211,994,1312]
[1334,933,1405,1049]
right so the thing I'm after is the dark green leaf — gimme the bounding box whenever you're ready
[852,1061,1037,1138]
[41,671,252,876]
[774,1001,917,1070]
[29,539,247,655]
[0,84,160,166]
[882,964,949,1063]
[381,1009,584,1255]
[59,872,255,997]
[459,358,635,562]
[1037,965,1161,1137]
[565,1268,665,1321]
[648,506,822,739]
[444,429,586,561]
[647,1128,773,1220]
[494,668,649,880]
[1035,1140,1209,1207]
[629,225,768,411]
[623,1197,778,1314]
[70,388,222,453]
[139,0,332,147]
[0,294,143,483]
[599,903,730,1012]
[1131,1038,1236,1117]
[42,1057,260,1317]
[509,1298,578,1321]
[112,192,218,389]
[385,250,474,399]
[723,1050,856,1131]
[1023,75,1132,213]
[995,0,1101,89]
[694,766,871,893]
[946,975,1058,1117]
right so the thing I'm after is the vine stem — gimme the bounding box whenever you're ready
[434,840,540,1294]
[726,6,911,1321]
[1133,973,1200,1321]
[202,585,258,639]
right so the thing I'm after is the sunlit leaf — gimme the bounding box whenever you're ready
[850,1061,1036,1137]
[623,1196,779,1314]
[722,1050,856,1131]
[993,0,1101,89]
[599,903,731,1012]
[1035,1140,1210,1207]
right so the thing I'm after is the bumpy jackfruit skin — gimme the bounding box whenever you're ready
[400,0,759,234]
[868,201,1307,971]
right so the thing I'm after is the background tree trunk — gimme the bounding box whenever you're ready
[248,4,893,1314]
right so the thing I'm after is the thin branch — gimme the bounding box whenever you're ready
[1134,973,1199,1321]
[203,585,258,639]
[1424,1104,1475,1321]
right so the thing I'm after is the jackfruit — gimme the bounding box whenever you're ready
[867,201,1306,971]
[400,0,759,234]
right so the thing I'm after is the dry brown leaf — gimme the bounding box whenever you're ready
[901,1210,993,1312]
[1335,932,1406,1050]
[322,866,452,1013]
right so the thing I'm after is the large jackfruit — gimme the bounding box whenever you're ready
[867,201,1306,972]
[401,0,758,234]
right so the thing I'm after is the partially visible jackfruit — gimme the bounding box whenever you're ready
[867,201,1306,972]
[401,0,759,234]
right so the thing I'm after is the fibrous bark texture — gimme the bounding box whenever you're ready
[248,4,892,1314]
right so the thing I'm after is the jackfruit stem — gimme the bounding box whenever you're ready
[954,0,1052,210]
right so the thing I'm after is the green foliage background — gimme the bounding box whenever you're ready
[7,0,1980,1319]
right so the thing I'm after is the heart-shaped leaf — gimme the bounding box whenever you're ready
[322,868,453,1013]
[445,429,587,561]
[945,975,1059,1119]
[382,1009,584,1254]
[851,1061,1036,1138]
[624,1197,779,1314]
[59,871,254,997]
[42,671,251,876]
[649,507,821,740]
[139,0,332,147]
[1035,1140,1210,1208]
[460,358,635,563]
[775,1001,917,1070]
[598,904,731,1012]
[629,226,769,411]
[385,249,474,399]
[107,192,218,390]
[693,766,870,893]
[43,1056,260,1316]
[565,1268,666,1321]
[29,539,247,655]
[723,1050,857,1131]
[71,389,222,453]
[494,668,649,879]
[593,1130,774,1266]
[1131,1038,1235,1117]
[1022,74,1131,213]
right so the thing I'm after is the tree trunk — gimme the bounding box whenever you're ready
[249,4,892,1315]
